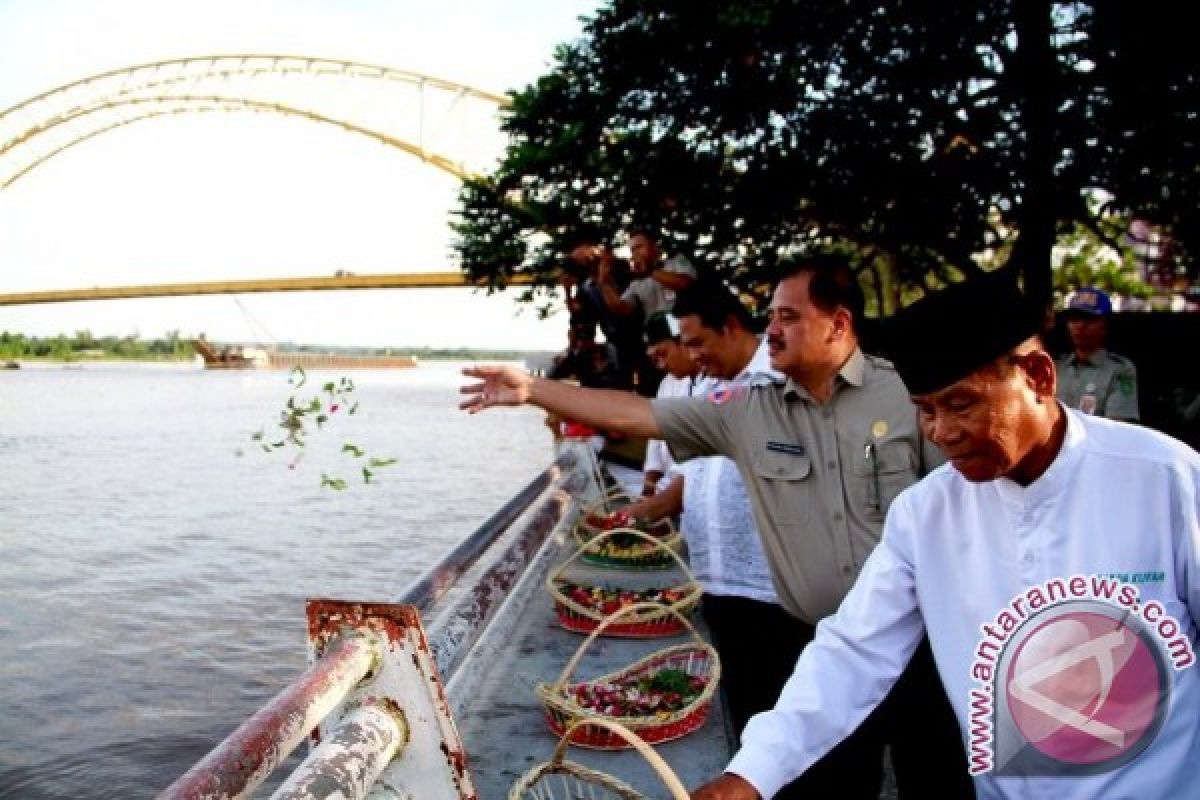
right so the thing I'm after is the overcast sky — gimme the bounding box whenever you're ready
[0,0,598,350]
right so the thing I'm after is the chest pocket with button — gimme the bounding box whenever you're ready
[750,445,813,528]
[851,437,917,521]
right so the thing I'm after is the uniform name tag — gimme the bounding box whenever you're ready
[766,441,806,457]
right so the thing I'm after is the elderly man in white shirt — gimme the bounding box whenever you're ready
[692,271,1200,800]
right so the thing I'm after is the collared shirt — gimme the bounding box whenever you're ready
[672,339,780,602]
[652,348,938,622]
[644,372,700,481]
[728,409,1200,800]
[1056,348,1139,421]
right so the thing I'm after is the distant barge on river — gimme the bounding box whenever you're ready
[193,337,418,370]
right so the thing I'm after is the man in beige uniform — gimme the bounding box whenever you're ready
[1055,287,1139,421]
[461,259,972,799]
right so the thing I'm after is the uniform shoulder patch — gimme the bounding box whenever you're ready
[1117,373,1136,395]
[706,384,751,405]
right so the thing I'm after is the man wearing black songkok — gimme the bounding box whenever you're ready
[689,269,1200,800]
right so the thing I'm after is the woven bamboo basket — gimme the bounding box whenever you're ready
[577,525,683,570]
[548,532,702,638]
[508,717,689,800]
[536,602,720,750]
[574,498,675,543]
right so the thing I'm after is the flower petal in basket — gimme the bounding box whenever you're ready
[547,533,701,638]
[577,526,684,571]
[509,717,690,800]
[536,602,721,750]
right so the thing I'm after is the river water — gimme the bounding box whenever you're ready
[0,361,552,798]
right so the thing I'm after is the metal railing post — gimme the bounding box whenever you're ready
[158,635,377,800]
[159,452,595,799]
[269,701,408,799]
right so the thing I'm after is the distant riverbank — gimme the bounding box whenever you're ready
[0,331,549,364]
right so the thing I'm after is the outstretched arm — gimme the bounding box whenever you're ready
[460,364,662,438]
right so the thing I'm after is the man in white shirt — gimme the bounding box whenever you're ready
[692,270,1200,800]
[622,284,787,743]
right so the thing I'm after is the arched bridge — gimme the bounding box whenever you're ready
[0,54,511,190]
[0,55,518,304]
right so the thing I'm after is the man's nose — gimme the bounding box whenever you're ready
[925,413,959,446]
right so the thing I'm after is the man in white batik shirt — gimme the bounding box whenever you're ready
[668,336,788,738]
[692,271,1200,800]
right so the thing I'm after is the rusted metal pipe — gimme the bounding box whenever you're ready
[426,483,578,679]
[396,449,577,609]
[157,635,377,800]
[268,701,408,800]
[423,444,594,681]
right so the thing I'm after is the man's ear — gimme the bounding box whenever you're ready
[1015,350,1056,400]
[720,313,740,338]
[830,306,853,341]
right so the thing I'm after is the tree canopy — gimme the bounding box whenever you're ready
[453,1,1198,315]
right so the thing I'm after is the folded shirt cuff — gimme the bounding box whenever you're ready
[725,746,795,800]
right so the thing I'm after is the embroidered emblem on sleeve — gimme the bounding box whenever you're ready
[706,385,749,405]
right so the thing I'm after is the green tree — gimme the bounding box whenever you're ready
[1052,196,1153,304]
[454,1,1199,313]
[0,331,28,358]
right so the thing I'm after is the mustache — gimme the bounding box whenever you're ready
[766,336,784,348]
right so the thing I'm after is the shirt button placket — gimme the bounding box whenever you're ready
[1017,506,1038,579]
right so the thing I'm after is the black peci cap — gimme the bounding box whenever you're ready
[883,270,1042,395]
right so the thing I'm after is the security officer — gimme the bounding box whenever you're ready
[1056,287,1139,421]
[460,258,973,799]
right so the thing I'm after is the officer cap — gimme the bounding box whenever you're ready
[1064,286,1112,317]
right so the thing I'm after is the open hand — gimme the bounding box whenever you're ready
[459,365,533,413]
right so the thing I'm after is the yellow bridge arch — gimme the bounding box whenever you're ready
[0,55,528,305]
[0,54,512,189]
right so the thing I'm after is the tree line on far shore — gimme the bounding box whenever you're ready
[0,330,195,361]
[0,331,540,362]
